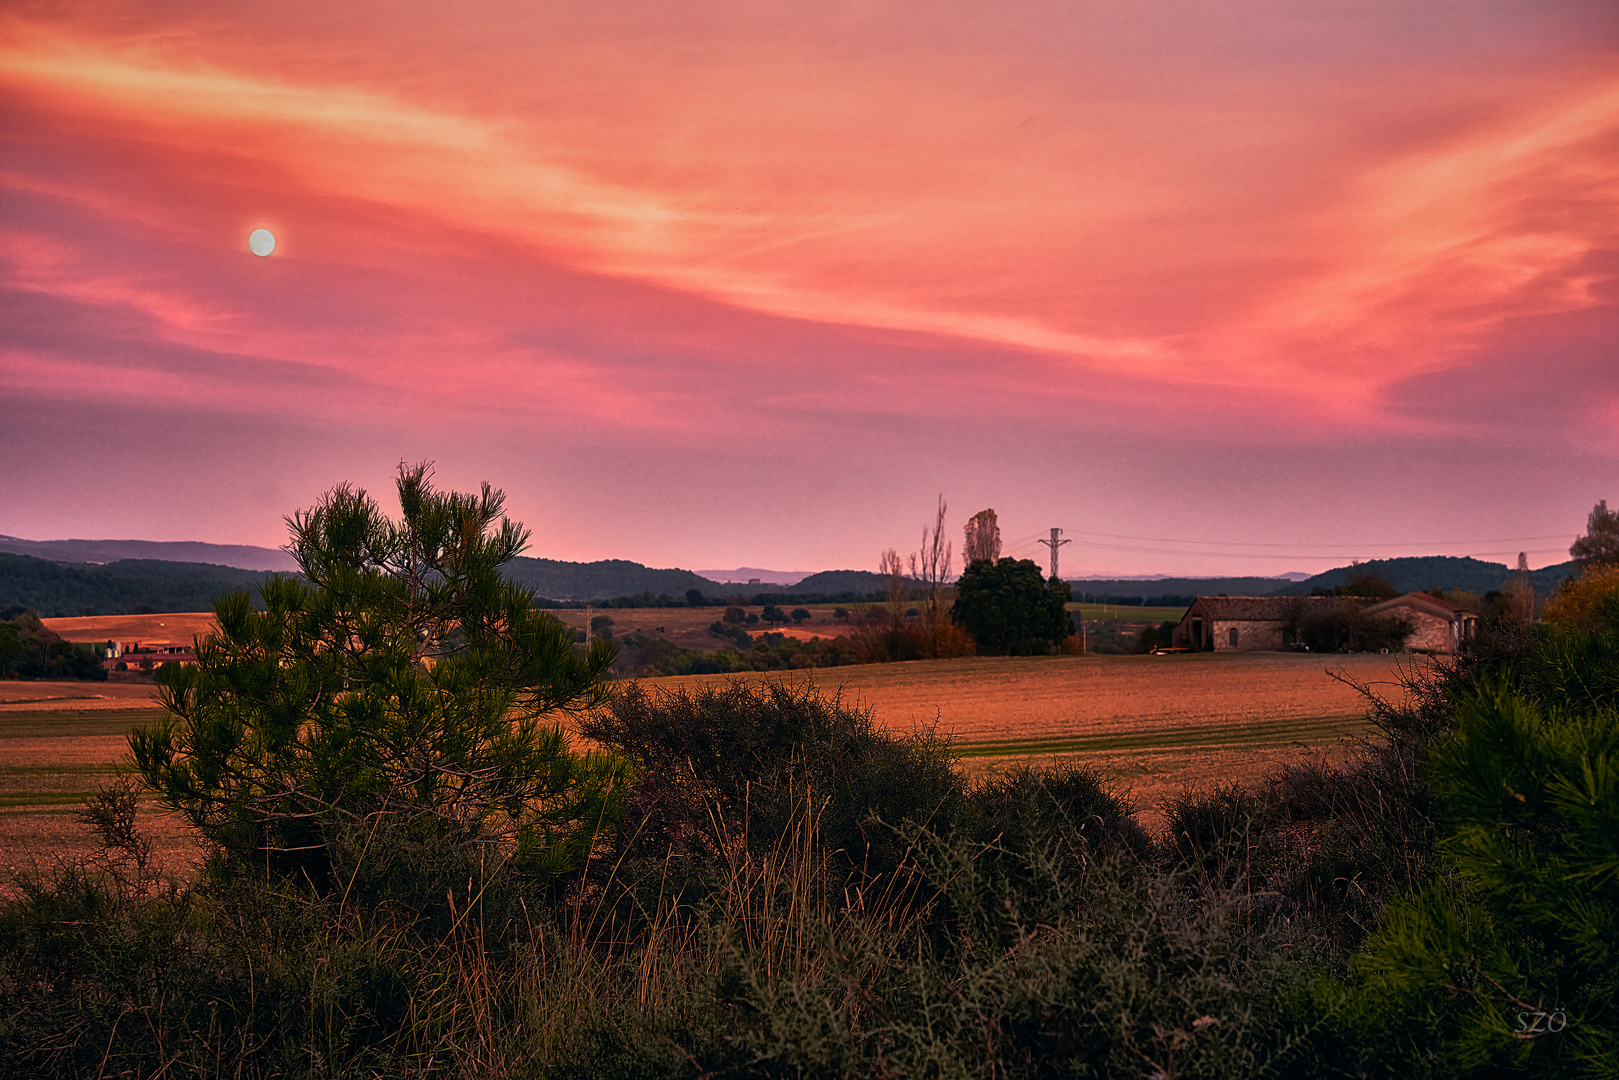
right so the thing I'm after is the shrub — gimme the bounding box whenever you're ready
[577,679,960,887]
[1317,585,1619,1075]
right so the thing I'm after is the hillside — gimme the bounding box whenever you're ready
[0,535,297,572]
[1065,576,1295,601]
[503,557,724,601]
[1283,555,1580,597]
[782,569,898,596]
[504,560,899,602]
[0,553,286,618]
[3,538,1588,614]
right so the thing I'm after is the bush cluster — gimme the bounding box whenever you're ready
[0,607,106,680]
[615,629,856,676]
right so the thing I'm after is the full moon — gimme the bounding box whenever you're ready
[248,229,276,257]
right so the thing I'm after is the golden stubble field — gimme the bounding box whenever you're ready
[44,608,861,658]
[0,651,1414,884]
[635,652,1410,824]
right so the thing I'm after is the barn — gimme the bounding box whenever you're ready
[1170,596,1297,652]
[1363,592,1477,654]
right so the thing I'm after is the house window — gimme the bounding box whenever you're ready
[1229,627,1239,649]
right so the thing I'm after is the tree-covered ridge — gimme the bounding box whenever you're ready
[0,551,901,617]
[0,535,298,573]
[0,554,289,618]
[1287,555,1578,598]
[504,558,898,602]
[4,544,1584,618]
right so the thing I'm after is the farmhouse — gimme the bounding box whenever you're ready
[1364,592,1476,654]
[1170,596,1291,652]
[1168,596,1358,652]
[103,639,197,679]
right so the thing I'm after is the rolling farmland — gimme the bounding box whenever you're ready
[635,652,1409,822]
[1,651,1412,881]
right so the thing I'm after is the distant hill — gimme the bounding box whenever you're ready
[695,567,813,586]
[777,569,894,596]
[5,534,1586,613]
[1283,556,1580,597]
[0,535,297,573]
[1065,558,1585,605]
[503,557,724,601]
[0,553,288,618]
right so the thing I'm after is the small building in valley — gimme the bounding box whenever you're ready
[1169,595,1364,652]
[1170,596,1297,652]
[1363,592,1476,654]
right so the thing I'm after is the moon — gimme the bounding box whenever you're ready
[248,229,276,257]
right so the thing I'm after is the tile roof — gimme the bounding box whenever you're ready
[1185,596,1353,621]
[1365,592,1473,621]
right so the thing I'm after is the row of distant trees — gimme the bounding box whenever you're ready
[854,497,1619,662]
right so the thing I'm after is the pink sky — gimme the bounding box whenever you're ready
[3,0,1616,577]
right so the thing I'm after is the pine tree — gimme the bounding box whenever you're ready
[1569,499,1619,568]
[131,464,620,888]
[1347,596,1619,1074]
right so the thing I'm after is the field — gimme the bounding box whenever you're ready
[44,607,861,657]
[43,604,1186,655]
[544,604,860,650]
[0,651,1409,884]
[1066,602,1187,623]
[42,612,221,646]
[636,651,1405,822]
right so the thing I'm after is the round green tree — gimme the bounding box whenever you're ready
[951,557,1072,656]
[130,464,620,889]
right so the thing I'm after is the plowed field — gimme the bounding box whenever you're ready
[1,652,1415,882]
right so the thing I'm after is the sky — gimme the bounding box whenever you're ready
[3,0,1617,578]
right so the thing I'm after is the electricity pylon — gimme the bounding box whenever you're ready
[1038,527,1071,580]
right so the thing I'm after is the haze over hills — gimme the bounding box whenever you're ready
[0,535,298,573]
[696,568,814,586]
[1284,555,1578,598]
[0,533,1584,616]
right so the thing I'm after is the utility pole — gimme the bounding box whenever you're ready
[1038,527,1071,581]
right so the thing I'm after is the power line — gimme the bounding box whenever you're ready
[1060,529,1570,550]
[1062,540,1570,562]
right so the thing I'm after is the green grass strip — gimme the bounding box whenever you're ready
[0,764,121,777]
[0,708,168,740]
[954,715,1371,759]
[0,792,102,808]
